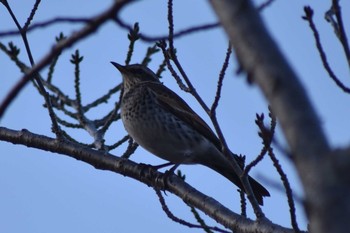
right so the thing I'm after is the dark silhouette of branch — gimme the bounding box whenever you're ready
[0,0,132,121]
[113,15,220,43]
[162,0,264,217]
[125,23,140,65]
[303,6,350,94]
[210,0,330,157]
[267,147,299,233]
[157,40,190,92]
[209,1,350,233]
[108,135,129,151]
[1,0,62,136]
[255,112,300,232]
[0,18,92,37]
[121,137,138,159]
[239,189,247,217]
[154,188,228,233]
[0,126,301,233]
[211,43,232,114]
[1,39,123,149]
[4,0,341,231]
[325,0,350,69]
[23,0,41,30]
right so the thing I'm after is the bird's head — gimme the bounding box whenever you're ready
[111,62,160,91]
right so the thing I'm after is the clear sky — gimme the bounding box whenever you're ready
[1,0,350,232]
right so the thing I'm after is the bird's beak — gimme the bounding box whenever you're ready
[111,62,126,73]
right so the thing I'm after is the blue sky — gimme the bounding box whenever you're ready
[1,0,350,232]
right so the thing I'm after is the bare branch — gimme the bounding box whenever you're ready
[325,0,350,69]
[163,0,264,216]
[0,18,92,37]
[0,0,132,120]
[255,112,300,232]
[210,0,330,156]
[113,15,220,43]
[0,126,301,233]
[154,188,228,233]
[211,43,232,114]
[23,0,41,30]
[303,6,350,94]
[209,1,350,233]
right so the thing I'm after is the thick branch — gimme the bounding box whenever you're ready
[209,0,329,159]
[209,1,350,233]
[0,126,297,233]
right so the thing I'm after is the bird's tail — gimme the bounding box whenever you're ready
[201,153,270,205]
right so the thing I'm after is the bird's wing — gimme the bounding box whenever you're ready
[146,82,222,150]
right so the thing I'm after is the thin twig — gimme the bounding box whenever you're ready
[239,189,247,217]
[1,0,62,136]
[154,188,229,233]
[211,43,231,114]
[165,0,209,113]
[83,84,122,111]
[107,135,129,151]
[71,50,84,116]
[23,0,41,30]
[255,110,300,232]
[125,23,140,65]
[303,6,350,94]
[325,0,350,69]
[267,146,300,232]
[121,137,138,158]
[99,102,120,135]
[156,41,190,92]
[0,17,92,37]
[165,0,264,217]
[113,15,220,43]
[0,0,132,120]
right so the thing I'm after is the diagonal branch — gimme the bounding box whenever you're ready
[325,0,350,69]
[209,1,349,233]
[304,6,350,94]
[0,0,132,120]
[210,0,329,159]
[0,126,299,233]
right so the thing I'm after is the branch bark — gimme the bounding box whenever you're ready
[0,126,297,233]
[209,1,350,232]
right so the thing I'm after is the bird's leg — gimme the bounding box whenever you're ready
[137,162,173,176]
[165,163,180,175]
[137,162,176,183]
[163,164,180,185]
[155,164,180,192]
[151,162,174,170]
[137,162,180,192]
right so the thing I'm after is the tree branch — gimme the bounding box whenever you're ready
[0,126,298,233]
[0,0,132,120]
[209,1,350,233]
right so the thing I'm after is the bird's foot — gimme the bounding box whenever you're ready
[156,164,180,191]
[137,163,180,193]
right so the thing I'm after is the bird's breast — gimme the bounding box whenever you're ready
[120,88,210,164]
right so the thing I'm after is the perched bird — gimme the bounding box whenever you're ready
[111,62,270,205]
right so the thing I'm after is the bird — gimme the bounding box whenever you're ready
[111,62,270,205]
